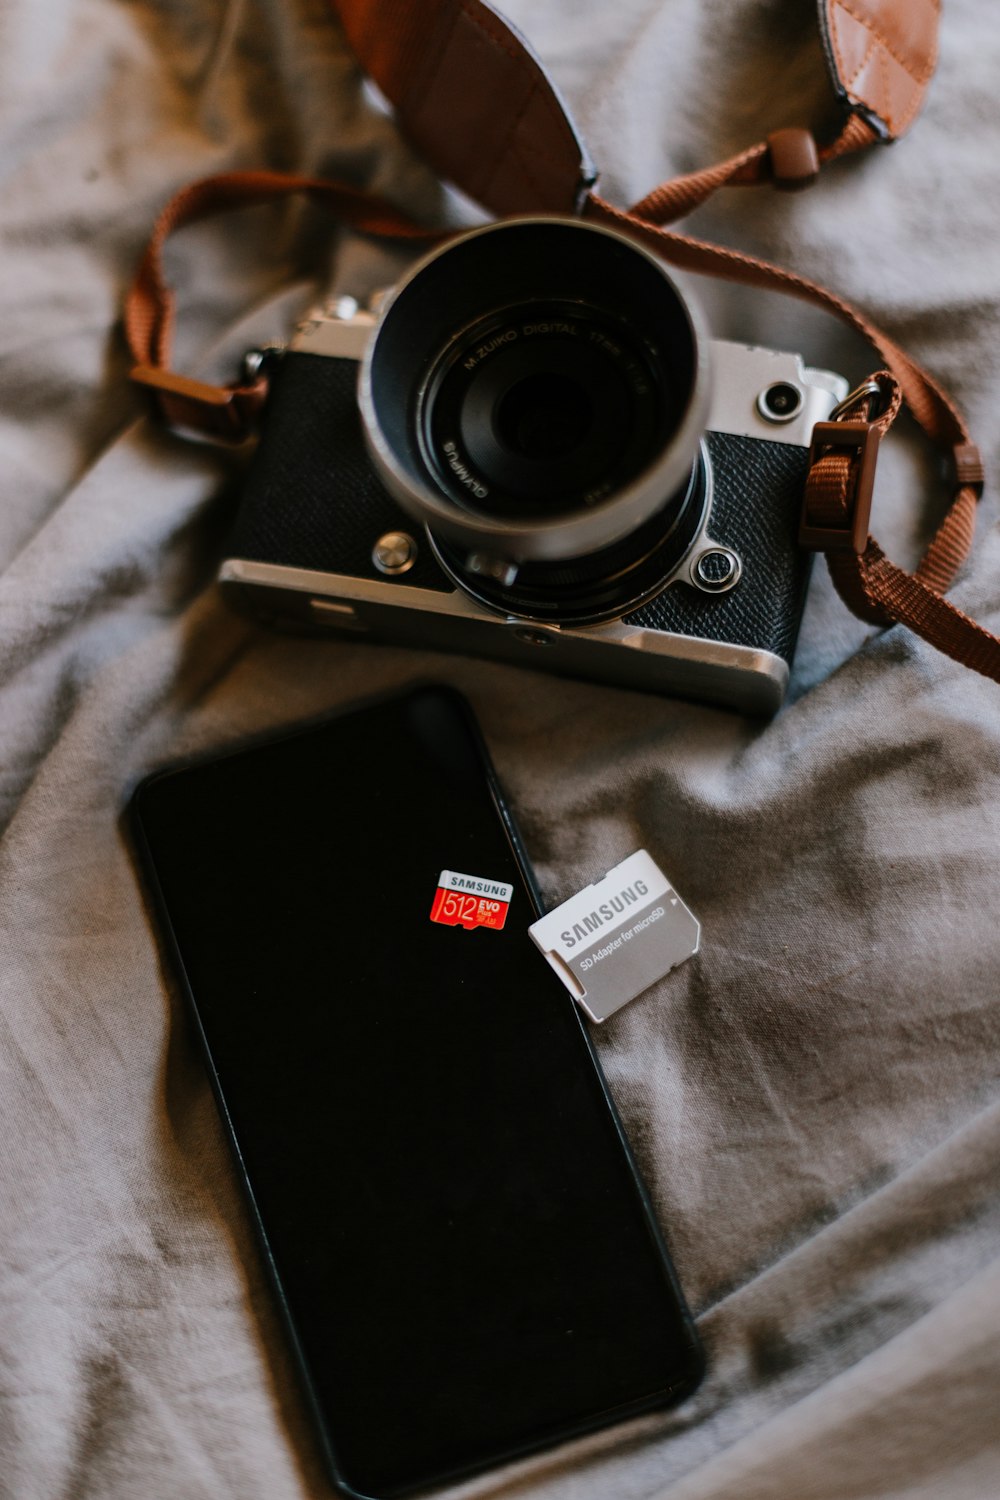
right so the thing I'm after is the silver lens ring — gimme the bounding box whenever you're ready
[358,216,712,566]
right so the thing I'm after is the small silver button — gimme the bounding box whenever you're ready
[692,547,742,593]
[756,381,804,424]
[372,531,417,575]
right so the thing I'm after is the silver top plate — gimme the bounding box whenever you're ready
[707,340,848,448]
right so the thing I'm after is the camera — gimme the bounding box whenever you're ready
[220,217,847,713]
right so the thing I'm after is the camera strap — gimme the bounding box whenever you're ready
[126,0,999,686]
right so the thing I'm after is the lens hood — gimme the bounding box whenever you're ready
[359,216,712,566]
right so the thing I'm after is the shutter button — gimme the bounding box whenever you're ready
[373,531,417,575]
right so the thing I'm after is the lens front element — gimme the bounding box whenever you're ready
[418,302,666,520]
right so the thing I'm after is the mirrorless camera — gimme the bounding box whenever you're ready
[220,217,847,713]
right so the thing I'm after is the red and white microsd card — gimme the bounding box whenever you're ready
[429,870,514,932]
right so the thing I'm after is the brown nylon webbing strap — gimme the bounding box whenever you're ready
[629,117,877,226]
[127,171,441,439]
[127,171,438,369]
[585,193,998,681]
[797,377,990,673]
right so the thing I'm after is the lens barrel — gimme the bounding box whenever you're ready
[430,446,710,626]
[359,216,711,569]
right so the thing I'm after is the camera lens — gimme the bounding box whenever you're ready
[430,446,709,625]
[416,300,664,520]
[359,217,711,568]
[496,372,590,459]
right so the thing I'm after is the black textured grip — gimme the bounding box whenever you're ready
[625,432,812,665]
[226,351,452,592]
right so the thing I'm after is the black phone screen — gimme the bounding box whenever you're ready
[130,686,702,1498]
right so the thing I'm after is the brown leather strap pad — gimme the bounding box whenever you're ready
[330,0,595,215]
[818,0,939,140]
[330,0,942,220]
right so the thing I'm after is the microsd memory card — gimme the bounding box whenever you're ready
[429,869,513,932]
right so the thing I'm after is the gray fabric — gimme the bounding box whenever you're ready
[2,1,999,1496]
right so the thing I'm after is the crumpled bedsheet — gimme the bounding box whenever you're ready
[2,1,999,1496]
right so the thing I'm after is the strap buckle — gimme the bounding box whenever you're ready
[799,418,882,553]
[828,379,885,424]
[131,365,267,444]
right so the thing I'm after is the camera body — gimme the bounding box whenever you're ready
[220,222,847,714]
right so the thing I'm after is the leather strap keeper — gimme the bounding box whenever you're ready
[800,421,881,553]
[132,365,268,444]
[768,129,821,191]
[954,442,986,494]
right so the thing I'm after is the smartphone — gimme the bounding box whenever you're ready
[129,686,703,1498]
